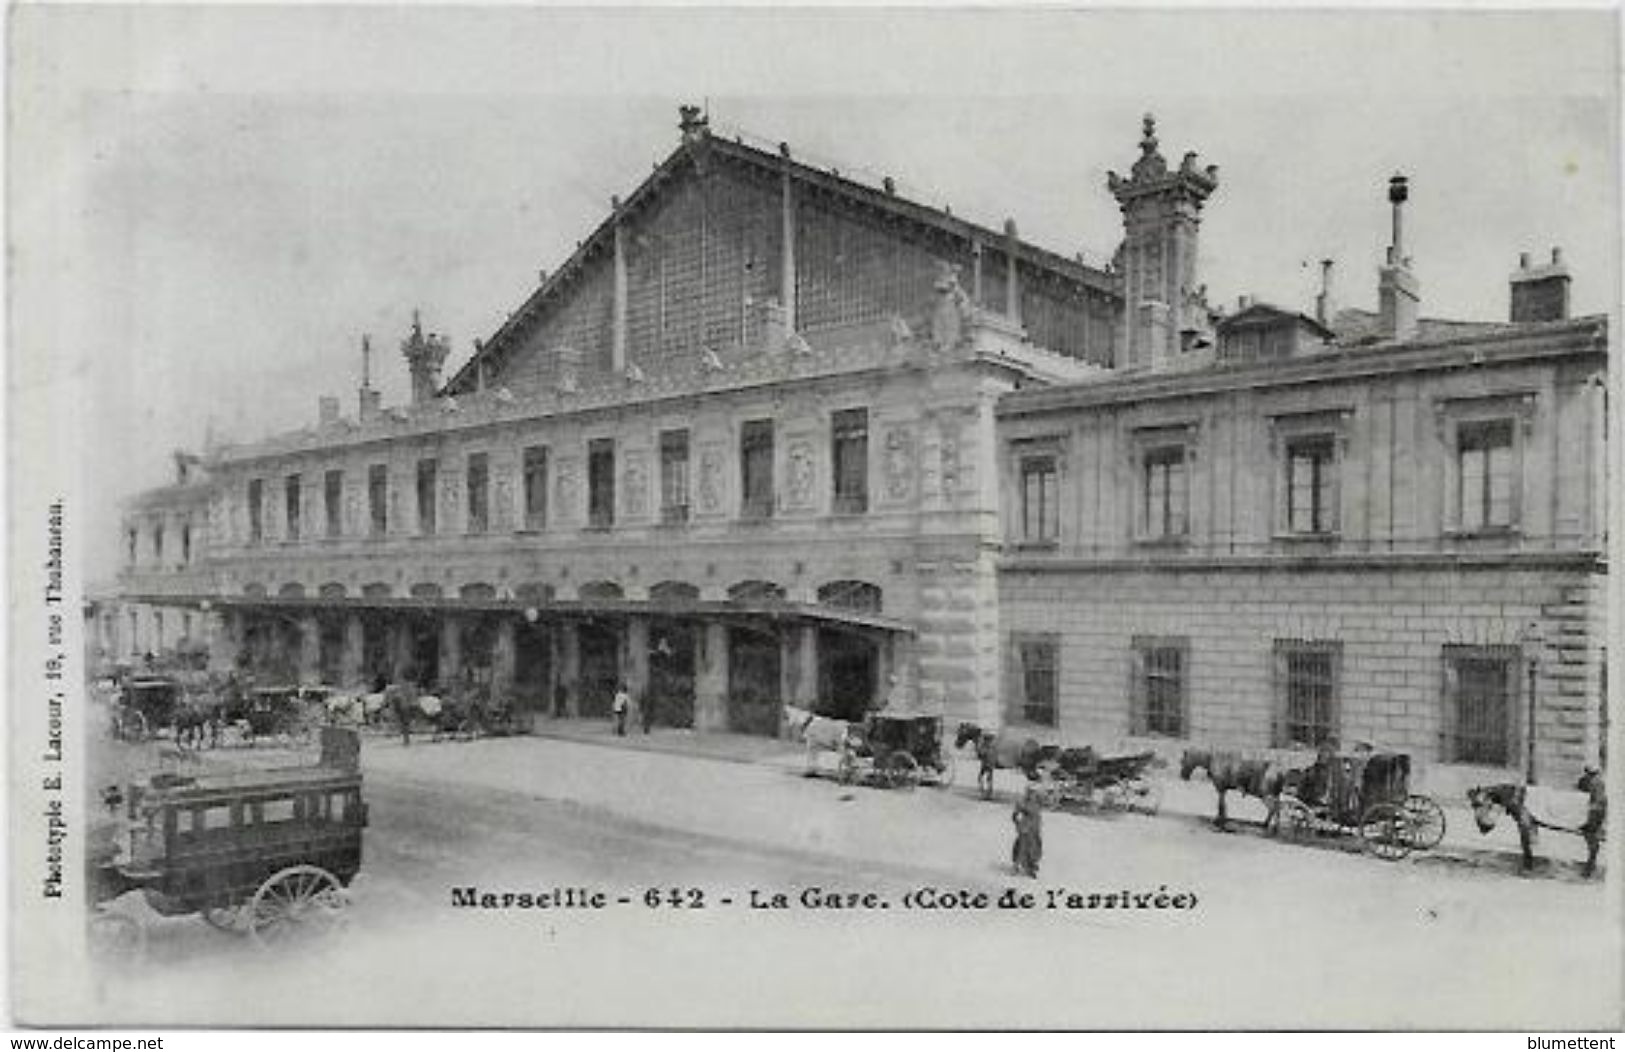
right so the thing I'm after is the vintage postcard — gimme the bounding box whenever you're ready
[8,4,1620,1030]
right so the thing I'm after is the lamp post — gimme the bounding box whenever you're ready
[1518,620,1543,785]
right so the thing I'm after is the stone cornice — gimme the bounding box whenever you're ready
[1001,549,1605,574]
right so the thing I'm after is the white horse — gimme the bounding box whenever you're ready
[783,704,855,778]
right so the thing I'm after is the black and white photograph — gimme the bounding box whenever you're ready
[7,4,1620,1031]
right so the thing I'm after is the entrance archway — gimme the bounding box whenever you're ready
[514,621,552,713]
[728,626,782,736]
[818,628,879,721]
[577,621,621,717]
[648,619,697,728]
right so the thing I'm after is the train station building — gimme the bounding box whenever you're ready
[107,107,1610,785]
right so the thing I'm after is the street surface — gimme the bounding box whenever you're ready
[84,723,1619,1029]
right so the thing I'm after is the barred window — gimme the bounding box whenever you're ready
[416,459,437,535]
[247,480,264,544]
[324,469,343,539]
[1286,437,1337,535]
[1020,455,1058,543]
[831,408,869,515]
[1143,447,1188,538]
[284,475,302,542]
[588,439,615,529]
[1273,640,1341,748]
[466,453,489,535]
[660,430,690,524]
[1010,635,1058,727]
[740,419,774,520]
[1443,645,1517,766]
[522,446,548,530]
[1131,636,1188,737]
[1458,420,1515,532]
[368,465,388,537]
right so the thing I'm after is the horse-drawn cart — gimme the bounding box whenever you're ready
[89,727,367,958]
[839,711,955,790]
[1275,749,1446,860]
[1032,748,1163,815]
[112,677,184,742]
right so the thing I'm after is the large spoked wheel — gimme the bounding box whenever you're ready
[248,865,350,949]
[88,909,147,964]
[1359,803,1415,861]
[1277,796,1317,843]
[883,753,920,790]
[1404,794,1447,851]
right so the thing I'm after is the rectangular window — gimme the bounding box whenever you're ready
[1019,454,1059,543]
[1443,645,1517,766]
[1132,636,1188,738]
[127,527,138,565]
[248,480,264,544]
[660,430,690,525]
[416,459,437,535]
[324,469,343,538]
[1286,437,1337,535]
[1015,637,1059,727]
[740,419,775,520]
[466,453,489,535]
[284,475,302,542]
[1143,447,1188,538]
[153,523,164,562]
[522,446,549,530]
[1458,420,1515,531]
[831,408,869,514]
[588,439,616,529]
[1274,640,1342,748]
[368,465,387,537]
[181,523,191,564]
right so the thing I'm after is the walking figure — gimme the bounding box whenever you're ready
[1011,787,1044,879]
[612,683,630,737]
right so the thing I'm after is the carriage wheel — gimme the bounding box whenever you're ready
[247,865,350,948]
[1277,797,1316,843]
[884,753,919,790]
[1359,803,1415,861]
[1404,795,1447,851]
[88,909,146,963]
[201,904,246,933]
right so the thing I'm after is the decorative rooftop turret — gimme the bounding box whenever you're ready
[1108,114,1220,371]
[401,311,450,405]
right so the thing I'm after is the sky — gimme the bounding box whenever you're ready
[8,6,1618,583]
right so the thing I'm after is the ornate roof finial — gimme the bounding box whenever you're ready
[1141,113,1158,155]
[411,309,423,338]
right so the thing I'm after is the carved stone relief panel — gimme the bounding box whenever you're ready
[883,426,915,502]
[698,446,725,515]
[555,458,581,525]
[786,439,816,510]
[623,451,649,519]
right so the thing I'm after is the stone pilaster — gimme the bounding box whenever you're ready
[439,615,463,690]
[297,615,321,685]
[626,617,650,705]
[558,622,581,717]
[696,622,729,732]
[493,619,517,699]
[341,614,365,688]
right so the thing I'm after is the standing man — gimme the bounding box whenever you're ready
[1011,786,1044,879]
[612,682,629,737]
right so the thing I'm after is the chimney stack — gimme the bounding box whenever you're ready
[1315,259,1336,326]
[357,335,381,422]
[1510,247,1571,323]
[1378,173,1420,341]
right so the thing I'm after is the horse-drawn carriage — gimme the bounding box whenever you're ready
[838,711,955,790]
[111,677,185,742]
[226,685,325,744]
[1274,748,1446,860]
[89,727,367,959]
[1031,748,1163,815]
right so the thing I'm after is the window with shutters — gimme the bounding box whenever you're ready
[522,446,549,530]
[1143,447,1188,540]
[1131,636,1188,738]
[831,408,869,515]
[660,430,690,524]
[1442,645,1518,766]
[284,475,302,542]
[368,465,388,537]
[324,469,343,538]
[1273,640,1342,748]
[466,453,489,535]
[1008,634,1059,727]
[1019,455,1059,544]
[416,459,437,535]
[740,419,774,520]
[1457,420,1515,533]
[1285,437,1338,535]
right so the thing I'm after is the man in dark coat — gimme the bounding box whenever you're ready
[1012,787,1044,878]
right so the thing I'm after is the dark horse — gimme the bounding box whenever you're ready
[1180,747,1289,832]
[954,723,1057,799]
[1467,770,1607,878]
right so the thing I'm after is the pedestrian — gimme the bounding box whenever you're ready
[386,675,416,747]
[1011,786,1044,878]
[612,683,630,737]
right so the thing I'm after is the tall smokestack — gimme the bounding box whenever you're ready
[358,334,382,421]
[1378,174,1419,341]
[1315,259,1336,326]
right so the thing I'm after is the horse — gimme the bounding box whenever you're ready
[783,704,856,777]
[1180,747,1290,832]
[1467,771,1607,878]
[324,692,369,727]
[953,723,1058,799]
[171,686,224,750]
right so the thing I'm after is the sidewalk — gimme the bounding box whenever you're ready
[524,715,803,767]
